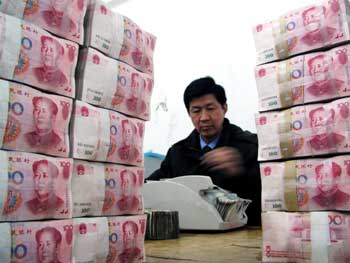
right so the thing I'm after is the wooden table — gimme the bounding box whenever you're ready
[145,227,262,263]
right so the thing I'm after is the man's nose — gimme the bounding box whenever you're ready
[199,110,210,121]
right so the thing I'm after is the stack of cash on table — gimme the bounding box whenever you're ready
[0,0,156,262]
[252,0,350,262]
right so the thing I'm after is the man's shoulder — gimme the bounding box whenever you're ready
[224,121,258,145]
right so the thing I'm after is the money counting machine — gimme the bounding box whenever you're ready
[143,176,251,230]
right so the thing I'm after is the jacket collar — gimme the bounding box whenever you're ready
[183,118,234,150]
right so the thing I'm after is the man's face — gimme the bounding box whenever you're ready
[33,99,55,133]
[124,223,136,248]
[122,122,133,146]
[131,74,141,95]
[34,163,51,199]
[317,165,338,194]
[303,7,323,32]
[51,0,69,12]
[310,57,329,82]
[121,173,132,195]
[310,109,326,128]
[41,40,59,69]
[37,231,56,263]
[189,94,227,143]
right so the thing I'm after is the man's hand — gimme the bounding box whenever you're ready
[200,146,244,176]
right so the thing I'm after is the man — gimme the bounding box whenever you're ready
[126,72,144,113]
[131,29,143,65]
[306,54,344,98]
[300,6,336,46]
[308,106,345,151]
[312,162,350,209]
[34,36,67,87]
[35,226,63,263]
[118,220,142,263]
[148,77,261,226]
[117,169,141,212]
[118,119,140,163]
[25,96,62,148]
[26,159,64,215]
[41,0,77,34]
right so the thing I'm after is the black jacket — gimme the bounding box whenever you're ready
[148,118,261,225]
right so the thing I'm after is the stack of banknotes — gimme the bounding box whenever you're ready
[0,0,87,44]
[256,44,350,112]
[260,155,350,212]
[256,97,350,161]
[145,210,179,240]
[0,215,147,263]
[77,47,154,120]
[0,2,154,262]
[84,0,156,75]
[253,1,350,262]
[262,211,350,263]
[0,150,145,221]
[0,80,72,157]
[71,100,145,166]
[253,0,350,65]
[0,12,78,98]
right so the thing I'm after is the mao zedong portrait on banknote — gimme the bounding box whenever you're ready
[306,54,344,97]
[308,106,346,151]
[118,220,142,263]
[35,226,63,263]
[25,96,62,148]
[26,159,64,215]
[117,120,140,162]
[300,5,337,46]
[312,162,350,208]
[34,36,67,88]
[117,169,140,212]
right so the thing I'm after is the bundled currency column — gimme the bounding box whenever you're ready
[253,0,350,262]
[72,0,156,262]
[0,0,152,262]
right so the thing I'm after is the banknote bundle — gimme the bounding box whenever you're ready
[256,97,350,161]
[0,0,87,44]
[71,100,145,166]
[256,44,350,111]
[0,12,78,98]
[0,80,72,157]
[262,211,350,263]
[72,160,144,217]
[253,0,350,65]
[0,215,146,263]
[84,0,156,74]
[0,150,73,221]
[77,48,154,120]
[145,210,179,240]
[260,155,350,211]
[199,186,251,223]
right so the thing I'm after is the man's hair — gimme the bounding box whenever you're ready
[183,76,227,112]
[123,220,138,235]
[35,226,62,244]
[315,162,342,178]
[32,159,59,178]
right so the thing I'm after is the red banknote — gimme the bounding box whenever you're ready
[0,80,72,157]
[0,12,78,97]
[77,48,154,120]
[253,0,350,64]
[85,0,156,74]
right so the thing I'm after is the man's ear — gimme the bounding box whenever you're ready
[223,103,228,114]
